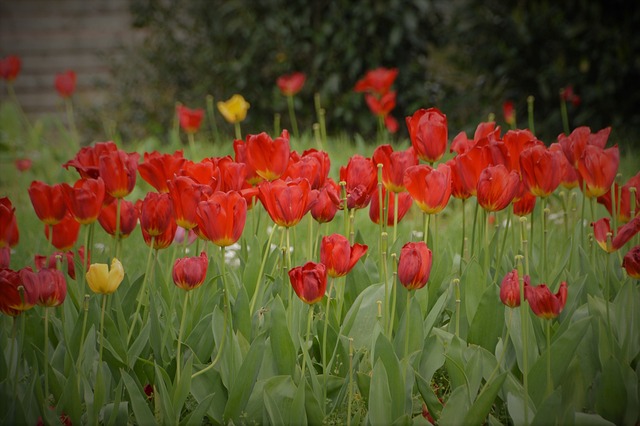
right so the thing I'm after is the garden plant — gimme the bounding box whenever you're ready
[1,57,639,425]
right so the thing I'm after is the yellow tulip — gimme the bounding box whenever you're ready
[217,94,250,124]
[86,258,124,295]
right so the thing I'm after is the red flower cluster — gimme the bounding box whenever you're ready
[354,67,399,133]
[500,269,567,319]
[277,72,306,97]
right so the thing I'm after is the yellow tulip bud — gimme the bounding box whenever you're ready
[217,94,250,124]
[86,258,124,295]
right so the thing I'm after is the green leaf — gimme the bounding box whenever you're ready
[595,357,627,425]
[393,294,424,359]
[528,316,590,406]
[180,393,215,426]
[290,382,307,426]
[105,379,126,426]
[573,412,616,426]
[368,358,392,425]
[173,356,192,418]
[445,335,468,391]
[418,334,445,383]
[269,296,296,377]
[438,385,471,426]
[122,369,158,426]
[154,362,177,423]
[467,284,504,351]
[373,332,407,419]
[463,372,507,425]
[341,283,385,349]
[223,332,266,423]
[128,320,151,369]
[185,312,215,363]
[423,286,449,337]
[415,372,443,423]
[190,363,226,424]
[264,390,286,425]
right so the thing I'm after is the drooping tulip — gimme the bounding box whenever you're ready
[622,246,640,279]
[21,267,67,307]
[320,234,368,278]
[525,281,568,319]
[353,67,398,96]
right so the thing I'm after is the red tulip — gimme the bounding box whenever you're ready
[0,268,37,315]
[168,176,213,230]
[622,246,640,279]
[172,252,209,291]
[311,179,341,224]
[246,130,291,181]
[216,156,251,192]
[44,212,81,251]
[373,144,418,193]
[233,138,262,185]
[453,145,488,197]
[503,129,540,173]
[403,163,452,214]
[28,181,67,225]
[446,158,472,200]
[99,149,140,199]
[21,267,67,307]
[289,261,327,304]
[34,247,86,281]
[558,126,611,168]
[283,152,320,189]
[98,198,139,238]
[525,281,568,320]
[195,191,247,247]
[476,165,520,212]
[339,155,377,210]
[0,248,9,269]
[353,67,398,95]
[369,187,413,226]
[560,85,581,107]
[277,72,306,97]
[406,108,448,163]
[365,91,396,117]
[63,141,119,179]
[177,105,204,134]
[513,191,537,217]
[0,55,21,81]
[549,142,579,189]
[139,192,174,237]
[499,269,525,308]
[178,158,216,188]
[0,197,19,248]
[15,158,32,172]
[142,219,177,250]
[138,150,187,193]
[258,178,317,227]
[320,234,368,278]
[450,121,500,155]
[398,241,433,291]
[503,100,515,126]
[519,145,563,197]
[62,178,105,224]
[597,172,640,224]
[54,70,76,98]
[578,144,619,198]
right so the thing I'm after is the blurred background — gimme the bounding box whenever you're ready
[2,0,639,148]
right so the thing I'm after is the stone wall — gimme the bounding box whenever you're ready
[0,0,140,121]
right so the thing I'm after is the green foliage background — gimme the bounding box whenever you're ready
[98,0,640,146]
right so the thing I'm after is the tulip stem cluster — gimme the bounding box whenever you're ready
[176,291,190,384]
[127,237,155,345]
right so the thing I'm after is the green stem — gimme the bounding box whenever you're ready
[44,307,50,403]
[393,192,399,245]
[234,122,242,140]
[546,319,552,397]
[206,94,220,144]
[494,211,512,285]
[347,338,354,426]
[460,198,466,275]
[454,278,461,338]
[176,291,190,384]
[99,294,108,364]
[114,198,122,260]
[423,212,430,245]
[65,97,80,149]
[249,224,278,315]
[188,132,196,159]
[76,295,90,385]
[322,278,335,414]
[387,256,398,337]
[470,201,480,258]
[287,95,299,139]
[127,237,155,345]
[191,291,229,379]
[541,197,547,282]
[307,214,313,261]
[381,234,389,336]
[516,256,529,425]
[220,246,234,332]
[404,290,412,359]
[300,305,314,383]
